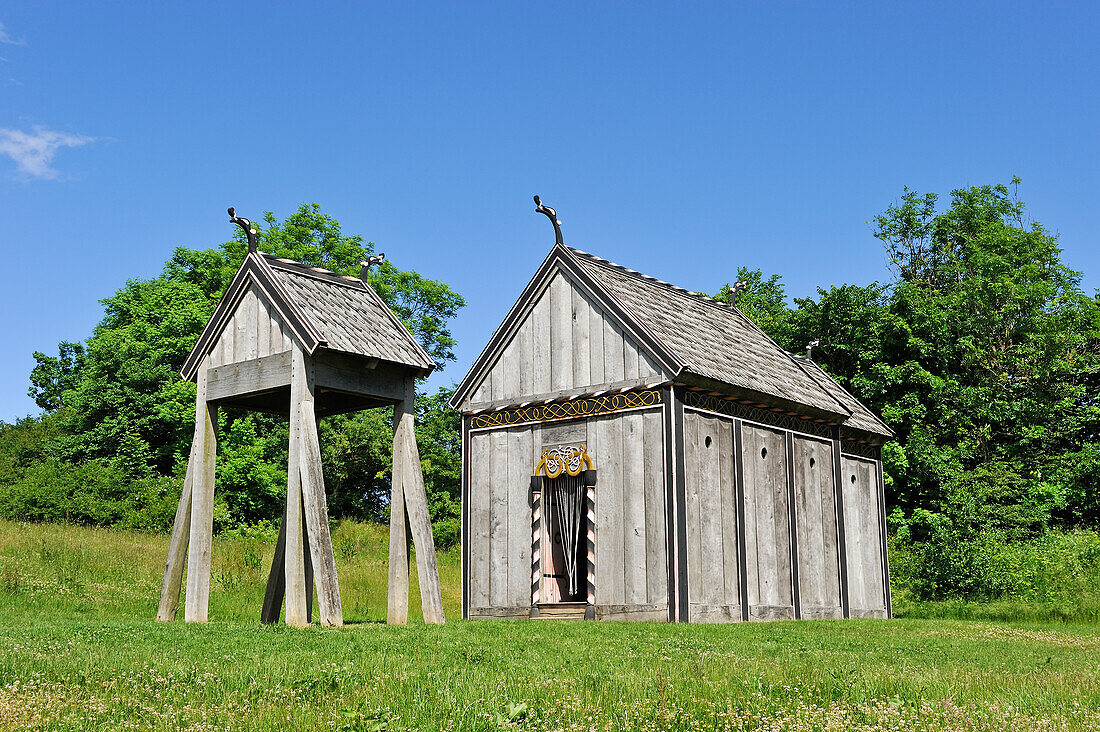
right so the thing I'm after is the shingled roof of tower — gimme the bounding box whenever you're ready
[181,252,435,380]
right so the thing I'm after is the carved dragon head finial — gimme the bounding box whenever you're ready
[228,207,258,253]
[359,253,386,280]
[805,339,820,359]
[533,195,563,246]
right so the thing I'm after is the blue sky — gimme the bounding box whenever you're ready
[1,2,1097,421]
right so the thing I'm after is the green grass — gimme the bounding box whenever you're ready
[0,520,1098,730]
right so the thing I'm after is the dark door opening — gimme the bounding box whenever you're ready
[541,474,586,603]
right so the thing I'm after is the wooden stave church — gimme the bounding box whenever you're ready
[450,243,894,623]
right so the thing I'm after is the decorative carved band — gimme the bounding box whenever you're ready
[469,389,663,430]
[536,445,593,477]
[683,391,835,439]
[841,440,881,460]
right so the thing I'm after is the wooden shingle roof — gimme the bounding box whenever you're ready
[181,252,435,380]
[452,244,893,439]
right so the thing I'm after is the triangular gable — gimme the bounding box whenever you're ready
[181,252,328,380]
[451,245,682,409]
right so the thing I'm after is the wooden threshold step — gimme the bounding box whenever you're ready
[535,602,587,620]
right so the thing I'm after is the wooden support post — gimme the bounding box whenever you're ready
[299,402,342,627]
[184,359,217,623]
[392,378,445,624]
[284,347,309,627]
[388,398,410,625]
[156,437,198,621]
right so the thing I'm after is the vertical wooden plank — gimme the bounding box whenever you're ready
[222,311,236,364]
[210,332,224,368]
[785,431,801,619]
[460,416,471,619]
[500,337,521,404]
[491,346,507,402]
[395,396,445,624]
[643,409,667,605]
[488,429,509,607]
[532,283,552,395]
[623,338,640,380]
[741,426,762,611]
[255,294,272,358]
[283,349,309,627]
[594,416,626,605]
[793,439,820,610]
[640,351,662,380]
[604,321,625,383]
[388,398,410,625]
[718,418,738,609]
[623,412,647,605]
[833,432,850,618]
[517,318,534,400]
[156,439,197,622]
[469,432,491,609]
[733,420,749,621]
[242,288,259,361]
[472,374,492,405]
[550,273,572,391]
[588,294,605,387]
[876,458,893,617]
[684,414,703,606]
[771,429,793,610]
[508,428,533,608]
[842,456,865,612]
[571,280,591,390]
[861,460,884,611]
[820,444,840,611]
[183,358,217,623]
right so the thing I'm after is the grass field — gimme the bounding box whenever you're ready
[0,520,1098,731]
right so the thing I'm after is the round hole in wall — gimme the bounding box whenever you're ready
[704,435,712,448]
[760,447,768,459]
[851,474,857,483]
[809,457,816,468]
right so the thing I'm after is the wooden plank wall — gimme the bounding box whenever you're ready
[467,425,540,617]
[209,285,296,368]
[740,424,796,621]
[793,437,843,619]
[470,271,667,406]
[841,456,889,618]
[588,411,668,620]
[683,411,741,622]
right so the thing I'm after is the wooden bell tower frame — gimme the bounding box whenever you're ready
[155,210,444,627]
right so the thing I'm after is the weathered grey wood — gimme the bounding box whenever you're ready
[550,273,571,391]
[156,438,197,622]
[531,279,551,395]
[741,424,794,618]
[394,378,445,624]
[701,416,724,605]
[517,318,534,402]
[387,398,410,625]
[684,412,702,611]
[642,409,666,605]
[832,431,850,617]
[733,419,749,621]
[718,418,738,610]
[688,603,742,623]
[588,289,605,386]
[623,337,640,380]
[206,351,293,402]
[877,458,893,617]
[785,431,801,619]
[507,428,533,607]
[671,388,689,622]
[592,416,625,605]
[488,428,509,607]
[184,359,217,623]
[794,437,841,618]
[623,412,647,606]
[604,321,625,383]
[261,514,286,624]
[572,282,591,388]
[469,432,491,609]
[284,348,309,627]
[842,457,865,613]
[298,390,344,627]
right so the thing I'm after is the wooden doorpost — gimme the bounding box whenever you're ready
[284,347,310,627]
[183,357,217,623]
[389,377,445,624]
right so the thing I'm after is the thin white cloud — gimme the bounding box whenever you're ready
[0,22,25,46]
[0,126,94,179]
